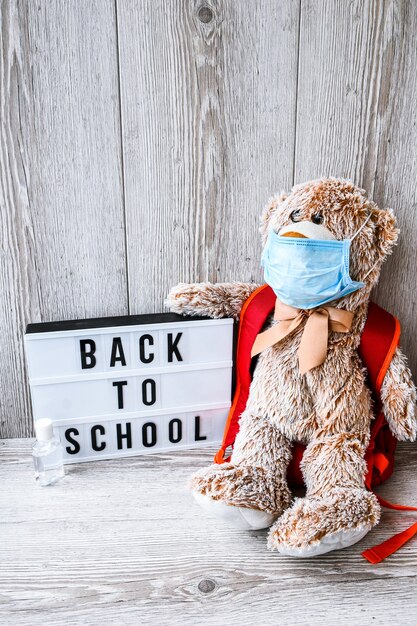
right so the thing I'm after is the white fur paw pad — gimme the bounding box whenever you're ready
[276,526,371,557]
[193,491,278,530]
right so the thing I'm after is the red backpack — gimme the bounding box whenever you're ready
[214,285,417,563]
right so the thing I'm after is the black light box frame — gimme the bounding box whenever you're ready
[24,312,235,463]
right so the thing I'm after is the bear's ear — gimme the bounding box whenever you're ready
[260,191,288,241]
[371,206,399,260]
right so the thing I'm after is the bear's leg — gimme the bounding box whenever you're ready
[268,431,380,556]
[190,411,292,530]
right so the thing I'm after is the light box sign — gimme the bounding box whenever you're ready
[24,313,234,463]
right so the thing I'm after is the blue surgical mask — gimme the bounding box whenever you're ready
[261,214,372,310]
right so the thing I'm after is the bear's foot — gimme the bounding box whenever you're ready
[190,463,291,530]
[268,487,380,557]
[193,492,277,530]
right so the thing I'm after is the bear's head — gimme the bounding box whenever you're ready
[260,178,399,311]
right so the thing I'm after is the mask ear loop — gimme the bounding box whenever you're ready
[362,258,380,280]
[351,211,373,241]
[351,211,378,281]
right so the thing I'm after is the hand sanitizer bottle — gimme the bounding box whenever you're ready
[32,418,65,486]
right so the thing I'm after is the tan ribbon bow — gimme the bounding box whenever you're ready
[251,298,354,375]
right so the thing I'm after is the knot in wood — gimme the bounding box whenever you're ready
[198,578,216,593]
[197,6,214,23]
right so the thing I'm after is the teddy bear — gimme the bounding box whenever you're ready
[166,178,417,557]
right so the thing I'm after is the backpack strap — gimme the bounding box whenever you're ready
[358,301,401,398]
[214,285,276,463]
[359,304,417,563]
[360,302,400,490]
[362,497,417,564]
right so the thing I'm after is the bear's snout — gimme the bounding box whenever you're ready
[278,220,336,240]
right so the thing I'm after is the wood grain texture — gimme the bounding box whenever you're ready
[370,0,417,378]
[295,0,385,185]
[294,0,417,377]
[1,440,417,625]
[117,0,299,314]
[2,0,417,439]
[0,0,127,437]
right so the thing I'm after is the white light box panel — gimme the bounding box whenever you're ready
[24,313,234,463]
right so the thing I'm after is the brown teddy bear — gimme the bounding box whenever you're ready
[166,178,417,557]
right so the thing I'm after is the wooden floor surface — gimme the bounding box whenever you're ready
[2,438,417,625]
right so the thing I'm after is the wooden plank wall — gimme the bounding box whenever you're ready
[1,0,416,438]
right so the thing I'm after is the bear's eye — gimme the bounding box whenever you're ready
[290,210,302,222]
[311,213,324,225]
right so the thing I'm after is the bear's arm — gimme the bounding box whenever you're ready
[165,282,261,320]
[380,346,417,441]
